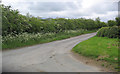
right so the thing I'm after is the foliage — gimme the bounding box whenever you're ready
[1,5,107,36]
[107,17,120,27]
[96,26,119,38]
[115,17,120,26]
[2,29,96,49]
[107,20,117,27]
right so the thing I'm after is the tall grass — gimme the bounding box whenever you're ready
[2,29,96,50]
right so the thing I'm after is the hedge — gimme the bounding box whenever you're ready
[96,26,119,38]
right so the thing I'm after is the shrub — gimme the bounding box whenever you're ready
[97,26,119,38]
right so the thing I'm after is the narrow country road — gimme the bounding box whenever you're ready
[2,33,101,72]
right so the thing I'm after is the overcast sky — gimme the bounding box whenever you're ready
[2,0,119,22]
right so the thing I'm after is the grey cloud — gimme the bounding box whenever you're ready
[27,1,84,18]
[2,0,117,22]
[91,2,118,14]
[28,2,80,13]
[66,11,92,17]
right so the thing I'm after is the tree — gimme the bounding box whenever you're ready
[95,17,100,22]
[108,20,117,27]
[115,17,120,26]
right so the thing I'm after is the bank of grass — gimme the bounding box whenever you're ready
[72,36,118,71]
[2,30,96,50]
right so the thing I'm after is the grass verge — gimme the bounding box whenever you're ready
[72,36,118,71]
[2,30,96,50]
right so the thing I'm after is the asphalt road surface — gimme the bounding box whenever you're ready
[2,33,101,72]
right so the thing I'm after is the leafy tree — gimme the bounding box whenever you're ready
[115,17,120,26]
[108,20,117,27]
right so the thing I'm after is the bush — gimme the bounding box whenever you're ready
[97,26,119,38]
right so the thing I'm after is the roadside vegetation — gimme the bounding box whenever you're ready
[97,26,119,38]
[72,25,120,71]
[2,29,95,49]
[2,5,107,36]
[1,5,106,49]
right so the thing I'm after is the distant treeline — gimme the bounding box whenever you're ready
[1,5,119,36]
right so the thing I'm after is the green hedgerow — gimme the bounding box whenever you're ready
[97,26,119,38]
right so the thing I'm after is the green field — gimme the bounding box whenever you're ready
[72,36,118,70]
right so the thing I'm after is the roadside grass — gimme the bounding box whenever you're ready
[72,36,118,71]
[2,30,96,50]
